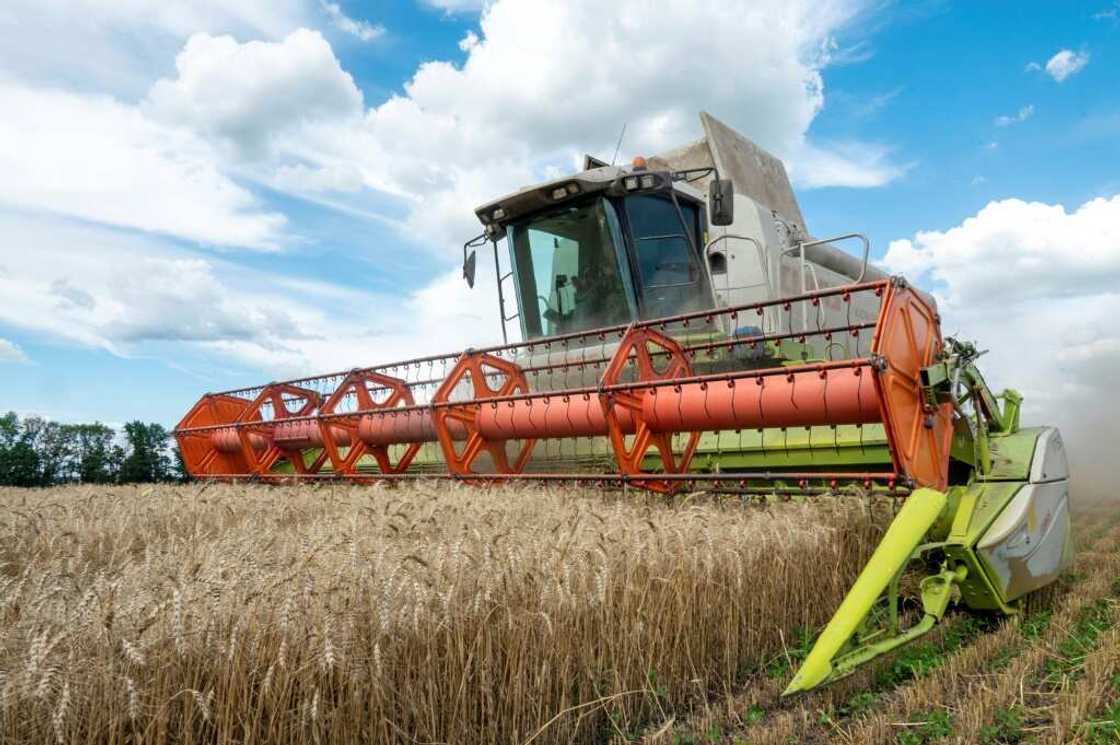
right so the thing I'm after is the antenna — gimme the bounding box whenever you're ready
[609,122,627,166]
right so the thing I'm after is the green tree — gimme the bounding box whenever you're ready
[119,421,171,483]
[0,413,42,487]
[22,418,76,485]
[73,423,118,484]
[171,441,192,483]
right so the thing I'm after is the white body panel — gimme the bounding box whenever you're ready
[706,195,780,314]
[703,192,880,354]
[1029,427,1069,483]
[977,481,1071,602]
[978,427,1073,602]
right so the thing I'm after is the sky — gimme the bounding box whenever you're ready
[0,0,1118,478]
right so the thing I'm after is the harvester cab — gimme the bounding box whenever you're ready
[175,112,1073,697]
[464,111,882,353]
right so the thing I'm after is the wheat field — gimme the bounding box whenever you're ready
[0,483,892,744]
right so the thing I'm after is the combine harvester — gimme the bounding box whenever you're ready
[175,113,1072,694]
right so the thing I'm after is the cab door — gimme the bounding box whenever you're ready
[621,194,714,320]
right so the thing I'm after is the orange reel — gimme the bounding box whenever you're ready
[431,353,536,479]
[598,327,700,493]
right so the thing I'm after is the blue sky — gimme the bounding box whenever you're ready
[804,2,1119,242]
[0,0,1117,457]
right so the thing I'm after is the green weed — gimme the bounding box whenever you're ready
[1081,700,1120,744]
[895,709,953,745]
[1019,609,1052,639]
[765,627,814,679]
[1043,599,1111,680]
[978,705,1023,744]
[741,704,765,725]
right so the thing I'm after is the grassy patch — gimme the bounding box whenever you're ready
[895,709,953,745]
[811,616,991,733]
[837,690,879,718]
[1019,608,1052,639]
[1042,599,1112,681]
[875,616,990,689]
[1081,701,1120,745]
[1079,671,1120,744]
[977,705,1024,744]
[764,626,815,680]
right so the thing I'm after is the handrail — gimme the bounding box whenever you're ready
[782,232,871,284]
[779,232,871,332]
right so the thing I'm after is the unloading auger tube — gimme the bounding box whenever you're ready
[174,276,1073,694]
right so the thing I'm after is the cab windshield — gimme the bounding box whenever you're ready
[508,198,635,338]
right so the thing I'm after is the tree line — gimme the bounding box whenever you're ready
[0,412,188,487]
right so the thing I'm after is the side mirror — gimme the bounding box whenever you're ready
[709,178,734,226]
[463,249,477,288]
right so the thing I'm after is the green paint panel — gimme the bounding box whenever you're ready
[983,427,1043,481]
[961,482,1023,544]
[944,544,1014,612]
[689,424,891,470]
[273,425,892,476]
[938,480,1023,610]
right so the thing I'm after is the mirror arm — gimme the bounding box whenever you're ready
[671,166,719,184]
[461,231,509,343]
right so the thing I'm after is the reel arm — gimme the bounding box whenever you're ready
[921,338,1023,476]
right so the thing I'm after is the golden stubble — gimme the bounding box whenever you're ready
[0,482,891,745]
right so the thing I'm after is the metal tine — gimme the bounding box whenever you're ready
[207,281,888,400]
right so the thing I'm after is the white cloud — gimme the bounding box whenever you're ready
[0,0,311,95]
[319,1,385,42]
[994,104,1034,127]
[269,162,366,193]
[0,82,286,250]
[882,196,1120,305]
[145,0,900,258]
[0,211,304,352]
[0,339,28,363]
[420,0,486,12]
[0,0,913,394]
[1040,49,1090,82]
[819,38,875,66]
[458,31,480,52]
[882,194,1120,483]
[790,140,911,188]
[146,29,364,159]
[374,0,860,174]
[60,0,309,39]
[0,209,501,378]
